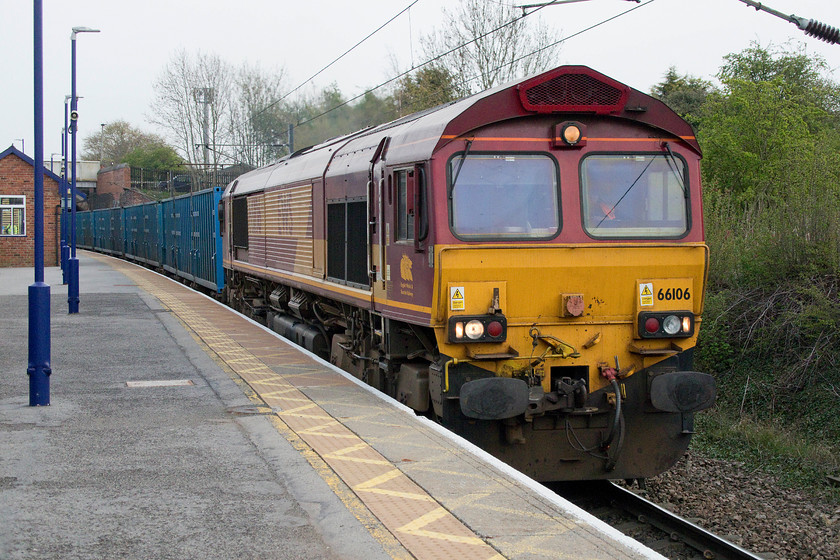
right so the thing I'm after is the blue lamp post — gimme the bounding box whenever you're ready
[68,25,99,314]
[61,95,71,284]
[29,0,50,406]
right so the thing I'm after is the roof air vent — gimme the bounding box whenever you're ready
[518,67,629,115]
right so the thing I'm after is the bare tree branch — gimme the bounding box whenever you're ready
[420,0,562,95]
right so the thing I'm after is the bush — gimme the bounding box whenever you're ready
[685,42,840,498]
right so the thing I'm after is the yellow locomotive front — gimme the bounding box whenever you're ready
[426,89,716,480]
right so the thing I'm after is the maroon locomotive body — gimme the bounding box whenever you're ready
[221,66,715,481]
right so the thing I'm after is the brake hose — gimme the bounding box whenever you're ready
[600,367,622,453]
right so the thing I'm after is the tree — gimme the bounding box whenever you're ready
[150,52,299,169]
[394,65,460,116]
[149,50,235,169]
[228,63,291,167]
[122,144,184,170]
[287,85,399,150]
[650,67,714,128]
[81,120,181,168]
[355,90,399,129]
[698,43,840,286]
[420,0,561,95]
[719,43,840,110]
[693,45,840,449]
[287,84,352,150]
[699,43,840,207]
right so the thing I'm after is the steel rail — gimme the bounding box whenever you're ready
[553,480,766,560]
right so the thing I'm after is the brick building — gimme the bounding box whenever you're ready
[0,145,61,268]
[92,163,153,209]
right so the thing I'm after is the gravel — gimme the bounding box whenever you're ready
[632,452,840,560]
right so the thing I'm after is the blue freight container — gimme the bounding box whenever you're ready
[125,200,162,267]
[73,188,223,293]
[76,211,93,249]
[161,188,223,293]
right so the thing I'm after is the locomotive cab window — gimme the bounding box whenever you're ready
[448,153,559,239]
[581,154,689,238]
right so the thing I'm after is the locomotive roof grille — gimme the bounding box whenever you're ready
[518,69,629,115]
[526,74,622,107]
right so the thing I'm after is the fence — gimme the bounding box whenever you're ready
[129,168,245,195]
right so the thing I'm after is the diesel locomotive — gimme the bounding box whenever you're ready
[219,65,716,481]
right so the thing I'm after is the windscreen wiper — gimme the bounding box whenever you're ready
[448,138,474,200]
[662,142,688,198]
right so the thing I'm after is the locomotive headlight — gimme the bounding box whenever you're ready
[682,316,692,333]
[464,320,485,339]
[662,315,681,335]
[562,124,581,145]
[448,315,507,343]
[554,121,587,148]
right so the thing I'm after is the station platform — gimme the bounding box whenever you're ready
[0,251,664,560]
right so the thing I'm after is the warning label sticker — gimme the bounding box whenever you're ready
[450,287,465,311]
[639,283,654,307]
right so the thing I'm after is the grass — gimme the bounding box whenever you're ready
[692,408,840,504]
[135,188,172,201]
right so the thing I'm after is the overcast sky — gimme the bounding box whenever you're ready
[2,0,838,161]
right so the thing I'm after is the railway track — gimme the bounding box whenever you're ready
[549,480,767,560]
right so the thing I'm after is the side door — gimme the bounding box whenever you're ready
[385,163,429,318]
[368,138,389,311]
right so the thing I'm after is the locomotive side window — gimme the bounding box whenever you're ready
[396,169,415,242]
[448,153,559,239]
[231,196,248,248]
[581,154,688,239]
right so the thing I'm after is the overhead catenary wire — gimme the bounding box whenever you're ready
[515,0,640,16]
[242,0,648,152]
[248,0,419,125]
[205,0,837,161]
[292,1,560,130]
[503,0,655,75]
[294,0,655,130]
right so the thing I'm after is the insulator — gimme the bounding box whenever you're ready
[803,19,840,45]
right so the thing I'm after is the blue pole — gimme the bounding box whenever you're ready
[29,0,51,406]
[61,101,69,284]
[67,26,99,312]
[68,32,79,314]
